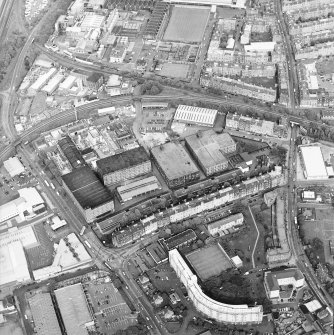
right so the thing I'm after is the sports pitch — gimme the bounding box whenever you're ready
[186,244,232,281]
[163,6,210,43]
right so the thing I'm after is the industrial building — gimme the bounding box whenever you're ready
[96,146,151,186]
[0,187,45,224]
[117,176,161,203]
[207,213,244,236]
[169,249,263,324]
[151,142,200,188]
[54,283,93,335]
[28,292,62,335]
[58,136,86,169]
[173,105,218,127]
[299,145,329,180]
[62,166,114,223]
[28,67,57,95]
[41,71,64,95]
[4,156,25,177]
[185,130,236,176]
[264,269,305,299]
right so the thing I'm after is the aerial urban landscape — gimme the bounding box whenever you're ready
[0,0,334,334]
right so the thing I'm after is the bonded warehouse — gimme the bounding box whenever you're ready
[62,166,114,223]
[185,130,236,176]
[96,146,151,186]
[150,142,200,188]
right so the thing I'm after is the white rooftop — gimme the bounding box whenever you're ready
[174,104,218,127]
[0,241,31,287]
[300,146,328,180]
[305,299,322,313]
[4,157,25,177]
[0,226,38,248]
[244,42,276,52]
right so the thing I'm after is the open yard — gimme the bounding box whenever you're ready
[163,6,210,43]
[186,244,232,281]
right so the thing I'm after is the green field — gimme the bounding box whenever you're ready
[163,6,210,43]
[186,244,232,281]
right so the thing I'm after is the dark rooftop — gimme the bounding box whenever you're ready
[96,146,150,175]
[87,72,103,83]
[62,166,113,209]
[164,229,197,250]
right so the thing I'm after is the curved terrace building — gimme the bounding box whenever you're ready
[169,249,263,324]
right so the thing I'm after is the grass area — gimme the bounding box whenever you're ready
[163,6,209,43]
[241,76,276,89]
[316,57,334,76]
[158,63,189,79]
[186,244,232,281]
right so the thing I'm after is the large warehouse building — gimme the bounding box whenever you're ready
[54,283,93,335]
[185,130,236,176]
[207,213,244,236]
[173,105,218,127]
[299,145,328,180]
[28,292,62,335]
[151,142,200,188]
[4,156,25,177]
[169,249,263,324]
[62,166,114,222]
[96,147,151,186]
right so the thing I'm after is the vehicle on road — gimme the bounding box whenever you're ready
[84,240,91,249]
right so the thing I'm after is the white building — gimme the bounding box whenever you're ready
[80,13,105,31]
[299,145,328,180]
[33,233,92,281]
[0,241,31,288]
[173,105,218,127]
[4,156,25,177]
[169,249,263,324]
[264,269,305,299]
[0,187,45,223]
[29,67,57,94]
[207,213,244,236]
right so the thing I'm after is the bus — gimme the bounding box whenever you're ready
[50,183,55,190]
[104,261,113,271]
[84,240,91,249]
[80,226,86,236]
[44,180,50,187]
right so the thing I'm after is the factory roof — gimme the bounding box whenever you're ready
[29,292,62,335]
[54,283,92,335]
[58,136,86,169]
[96,146,149,175]
[62,166,113,209]
[185,130,235,169]
[299,145,328,179]
[151,142,199,181]
[174,105,218,127]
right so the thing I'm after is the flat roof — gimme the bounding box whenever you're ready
[300,146,328,179]
[54,283,92,335]
[185,130,235,169]
[174,105,217,126]
[151,142,199,181]
[62,166,113,209]
[265,269,304,291]
[4,157,25,177]
[0,241,31,286]
[96,146,149,175]
[29,292,62,335]
[163,0,246,8]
